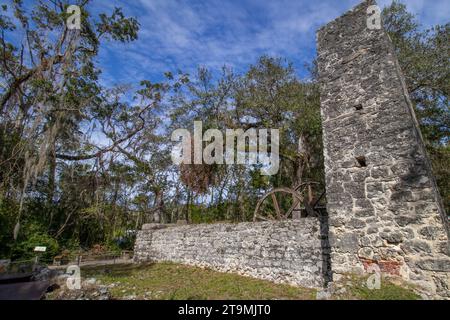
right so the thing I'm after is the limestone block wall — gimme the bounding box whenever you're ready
[134,219,331,289]
[317,0,449,297]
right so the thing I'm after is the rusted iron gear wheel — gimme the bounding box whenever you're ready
[253,188,304,222]
[253,181,325,222]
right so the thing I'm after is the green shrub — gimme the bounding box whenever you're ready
[10,223,59,262]
[0,198,18,258]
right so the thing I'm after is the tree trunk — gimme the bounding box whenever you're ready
[153,189,164,223]
[185,191,191,223]
[293,135,307,219]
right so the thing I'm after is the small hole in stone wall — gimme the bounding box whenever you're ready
[354,104,363,111]
[356,156,367,167]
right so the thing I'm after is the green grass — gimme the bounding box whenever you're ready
[331,274,420,300]
[82,263,317,300]
[79,263,421,300]
[349,283,419,300]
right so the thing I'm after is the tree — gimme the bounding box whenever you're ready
[235,56,323,190]
[166,57,323,221]
[0,0,144,239]
[383,1,450,212]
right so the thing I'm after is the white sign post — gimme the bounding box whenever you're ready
[34,246,47,253]
[33,246,47,266]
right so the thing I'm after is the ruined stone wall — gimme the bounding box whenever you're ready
[317,0,449,298]
[134,219,330,288]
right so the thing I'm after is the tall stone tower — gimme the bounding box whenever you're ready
[317,0,449,297]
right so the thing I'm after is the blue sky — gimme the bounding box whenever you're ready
[88,0,449,88]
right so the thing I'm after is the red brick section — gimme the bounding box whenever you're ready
[361,259,403,276]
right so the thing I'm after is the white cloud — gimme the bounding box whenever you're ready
[91,0,449,85]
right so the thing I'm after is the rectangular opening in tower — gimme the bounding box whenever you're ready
[356,156,367,167]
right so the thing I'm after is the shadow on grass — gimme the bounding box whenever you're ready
[82,263,155,277]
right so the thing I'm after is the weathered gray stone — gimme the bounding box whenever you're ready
[401,240,432,255]
[330,233,359,253]
[419,226,442,241]
[317,0,449,299]
[358,247,374,260]
[348,218,366,229]
[134,219,330,288]
[395,215,420,227]
[390,191,414,202]
[417,259,450,272]
[381,232,404,244]
[371,167,390,179]
[343,182,366,199]
[355,209,375,218]
[329,217,346,227]
[354,199,373,210]
[367,226,378,234]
